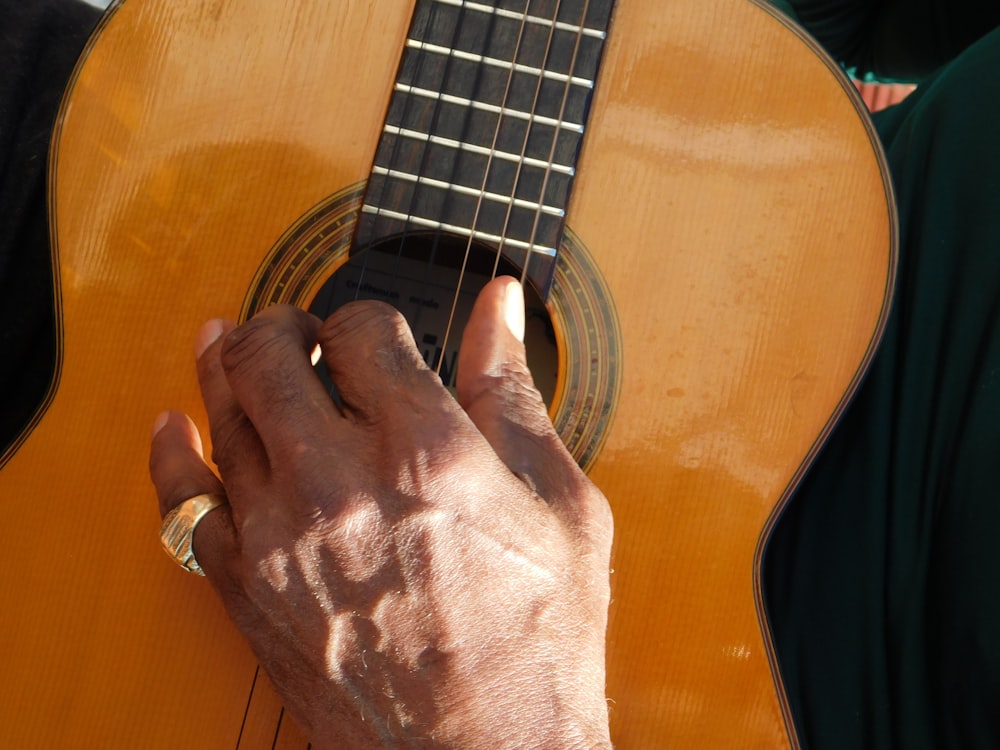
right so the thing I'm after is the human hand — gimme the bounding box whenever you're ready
[148,277,613,749]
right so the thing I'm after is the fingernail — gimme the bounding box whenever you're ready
[152,410,171,438]
[504,280,525,343]
[195,319,226,358]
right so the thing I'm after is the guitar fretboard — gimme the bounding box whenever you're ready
[354,0,615,294]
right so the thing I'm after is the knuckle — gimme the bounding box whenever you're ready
[218,316,310,412]
[220,316,297,377]
[321,301,413,351]
[153,472,208,512]
[567,478,614,551]
[209,410,259,471]
[147,436,169,478]
[196,336,227,384]
[499,362,548,424]
[582,484,614,538]
[463,358,548,432]
[320,300,427,379]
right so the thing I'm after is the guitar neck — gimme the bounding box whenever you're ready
[354,0,616,295]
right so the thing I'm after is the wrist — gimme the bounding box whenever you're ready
[434,661,611,749]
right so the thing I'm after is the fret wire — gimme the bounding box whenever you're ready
[486,0,568,293]
[520,0,595,290]
[382,124,576,175]
[394,83,584,133]
[359,0,618,300]
[404,39,594,88]
[361,205,558,256]
[372,166,566,216]
[357,0,460,286]
[430,0,606,39]
[434,0,532,376]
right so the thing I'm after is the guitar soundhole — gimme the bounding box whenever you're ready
[307,233,559,404]
[242,183,620,469]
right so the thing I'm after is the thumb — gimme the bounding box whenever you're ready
[456,277,587,509]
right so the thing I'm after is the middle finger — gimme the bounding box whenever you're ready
[213,306,345,469]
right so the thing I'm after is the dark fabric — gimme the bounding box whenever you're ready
[765,17,1000,750]
[770,0,1000,79]
[0,0,100,453]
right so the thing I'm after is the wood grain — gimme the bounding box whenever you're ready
[0,0,894,746]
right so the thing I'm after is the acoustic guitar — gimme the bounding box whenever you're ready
[0,0,895,746]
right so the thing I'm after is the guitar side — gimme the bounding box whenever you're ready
[0,0,894,747]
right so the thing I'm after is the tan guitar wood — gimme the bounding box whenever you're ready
[0,0,894,746]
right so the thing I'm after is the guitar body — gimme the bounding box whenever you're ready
[0,0,894,747]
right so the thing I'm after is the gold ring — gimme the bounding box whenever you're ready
[159,493,227,576]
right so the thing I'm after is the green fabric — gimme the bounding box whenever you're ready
[769,0,1000,79]
[765,22,1000,750]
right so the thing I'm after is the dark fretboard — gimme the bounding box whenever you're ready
[353,0,615,295]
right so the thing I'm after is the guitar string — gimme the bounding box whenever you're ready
[488,0,570,285]
[234,665,261,750]
[353,0,495,387]
[347,1,588,383]
[382,0,488,314]
[519,0,594,291]
[384,0,521,383]
[326,0,466,403]
[350,0,456,306]
[270,706,284,750]
[340,0,531,380]
[432,0,537,376]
